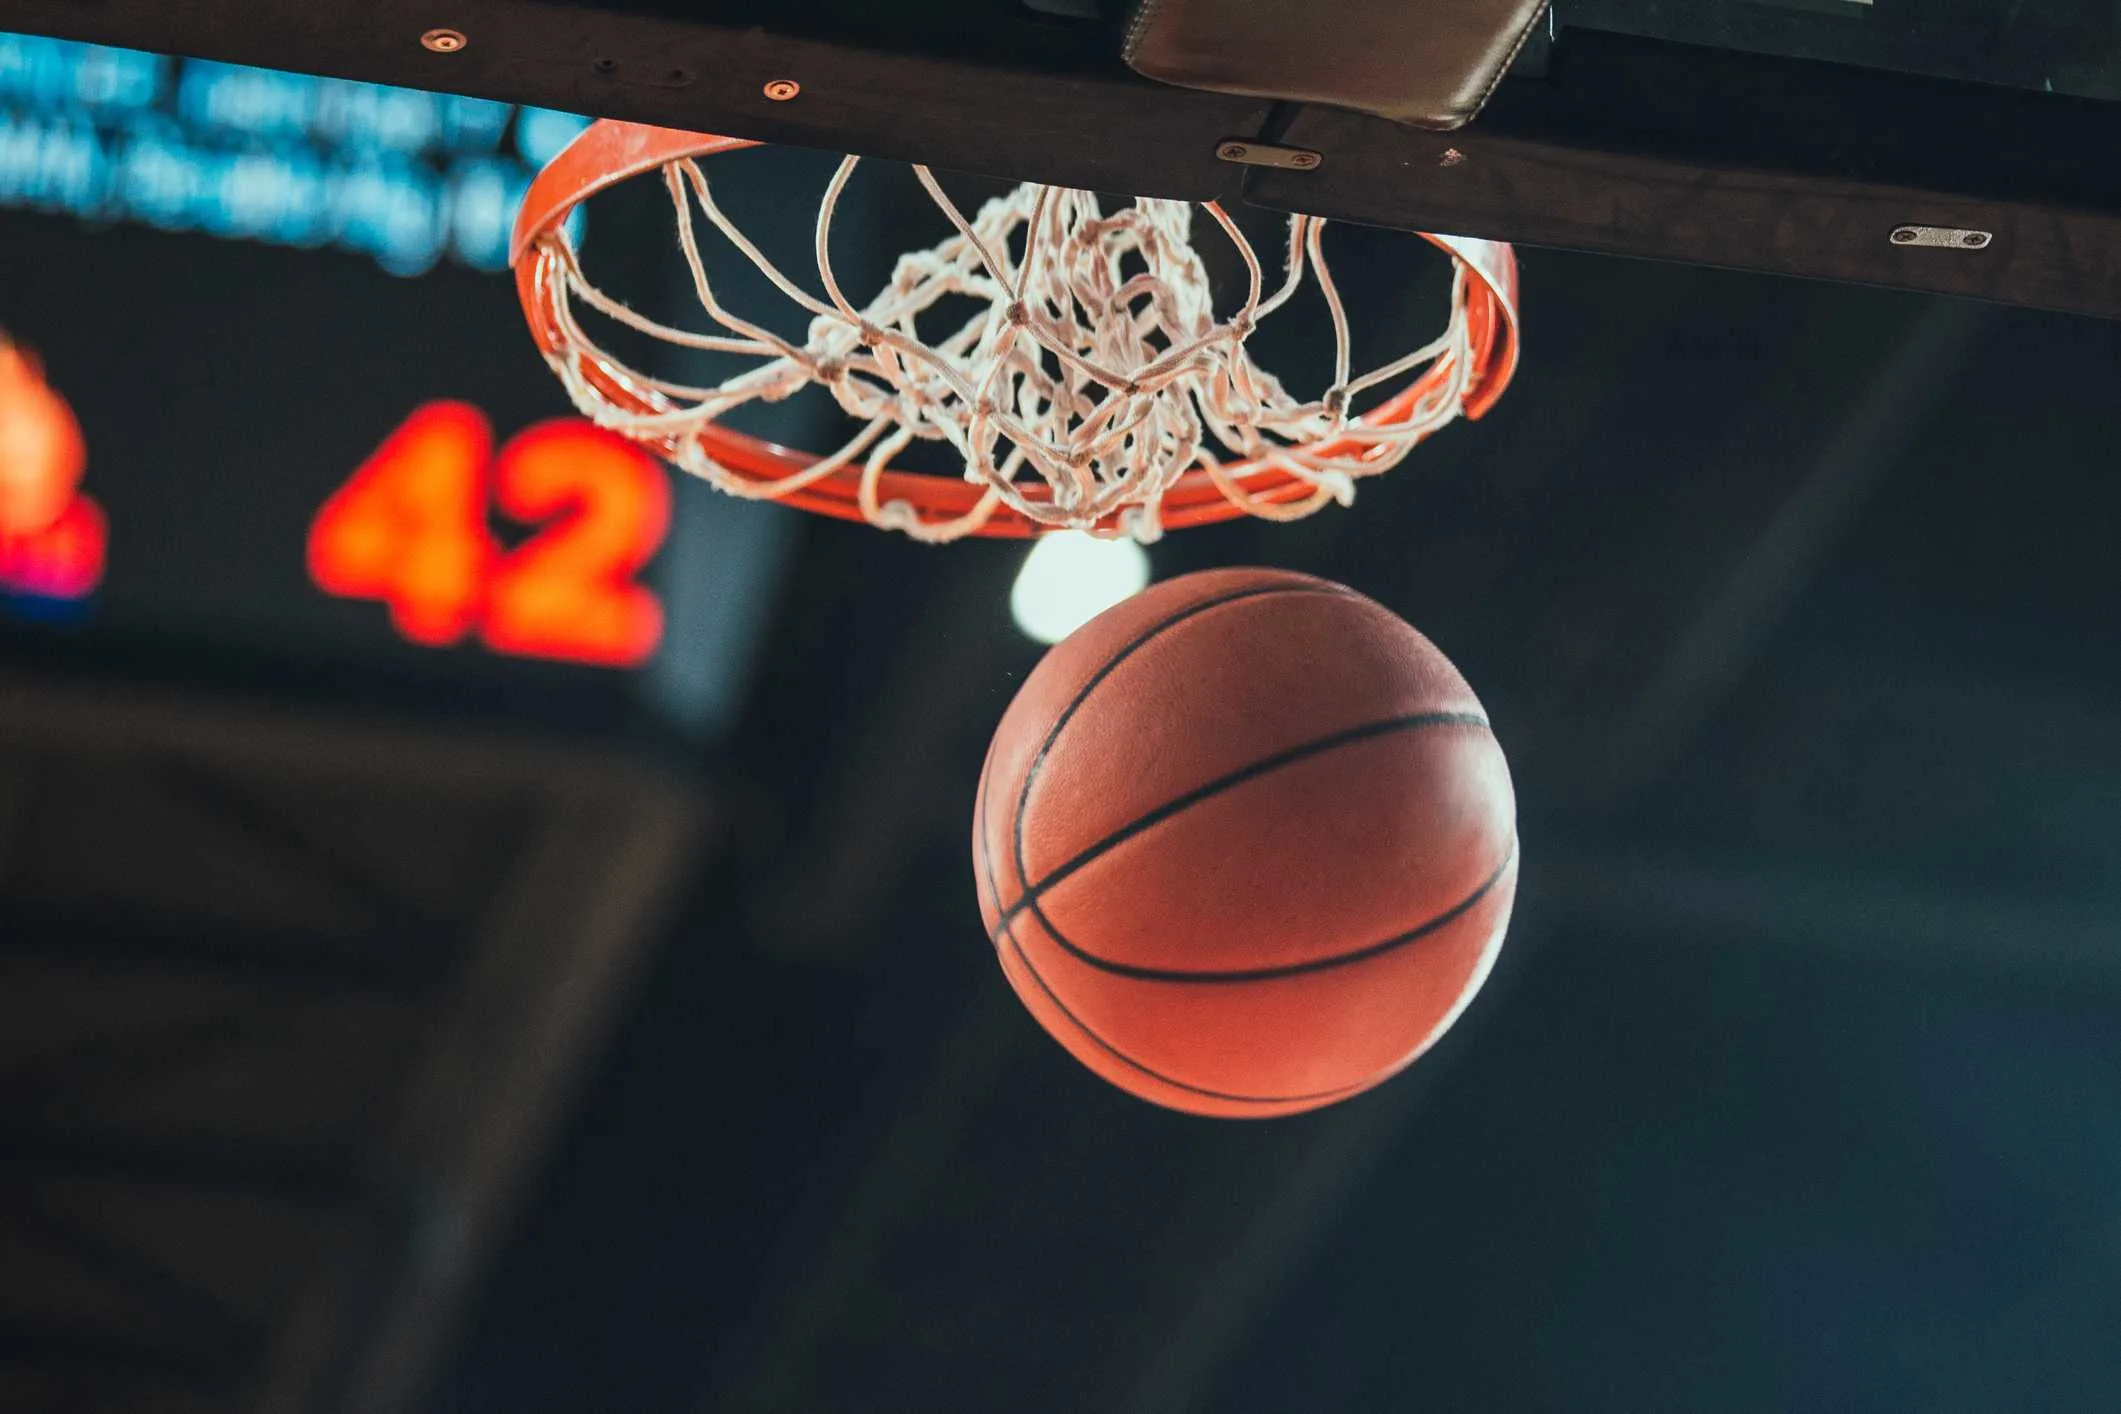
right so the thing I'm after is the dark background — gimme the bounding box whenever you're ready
[6,76,2121,1414]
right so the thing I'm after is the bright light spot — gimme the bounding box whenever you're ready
[1010,531,1149,644]
[516,108,590,166]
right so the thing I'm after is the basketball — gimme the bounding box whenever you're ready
[974,567,1518,1118]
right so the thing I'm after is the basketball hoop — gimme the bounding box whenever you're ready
[512,121,1519,542]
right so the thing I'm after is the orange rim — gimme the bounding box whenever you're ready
[512,121,1521,538]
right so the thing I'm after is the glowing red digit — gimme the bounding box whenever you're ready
[481,420,669,668]
[0,492,106,600]
[308,401,495,645]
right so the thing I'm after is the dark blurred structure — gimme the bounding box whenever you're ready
[0,678,697,1413]
[2,24,2121,1414]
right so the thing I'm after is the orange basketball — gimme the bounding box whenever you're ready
[974,567,1518,1118]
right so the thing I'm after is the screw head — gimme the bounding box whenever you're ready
[1289,151,1320,169]
[1891,226,1919,243]
[1962,231,1989,248]
[763,78,801,101]
[420,28,467,54]
[1218,142,1249,161]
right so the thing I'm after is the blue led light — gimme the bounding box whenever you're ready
[0,31,582,276]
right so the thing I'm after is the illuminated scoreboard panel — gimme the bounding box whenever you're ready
[4,365,670,670]
[0,31,588,275]
[308,402,669,669]
[0,33,788,730]
[0,209,676,669]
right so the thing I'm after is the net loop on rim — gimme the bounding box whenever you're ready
[512,122,1520,542]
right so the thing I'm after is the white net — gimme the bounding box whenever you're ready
[531,154,1488,543]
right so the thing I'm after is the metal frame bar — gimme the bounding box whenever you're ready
[2,2,2118,315]
[0,907,451,993]
[0,1129,363,1202]
[0,1186,262,1366]
[0,1006,296,1107]
[0,1316,248,1385]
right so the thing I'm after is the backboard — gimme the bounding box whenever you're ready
[3,0,2117,319]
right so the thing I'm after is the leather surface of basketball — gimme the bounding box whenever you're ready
[974,567,1518,1118]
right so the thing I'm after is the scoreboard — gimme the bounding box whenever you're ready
[307,402,669,669]
[0,32,792,737]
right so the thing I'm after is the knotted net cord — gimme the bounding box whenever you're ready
[532,154,1482,542]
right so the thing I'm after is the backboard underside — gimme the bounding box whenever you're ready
[3,0,2118,318]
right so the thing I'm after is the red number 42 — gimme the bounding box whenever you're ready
[308,402,670,668]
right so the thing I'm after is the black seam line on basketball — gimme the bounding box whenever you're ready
[1004,833,1519,985]
[997,709,1491,942]
[1001,913,1379,1108]
[992,873,1379,1109]
[1010,579,1362,978]
[983,728,1371,1109]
